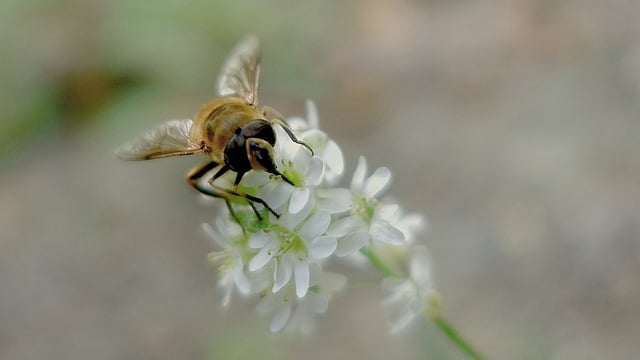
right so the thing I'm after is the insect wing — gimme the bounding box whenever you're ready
[116,119,201,160]
[217,35,261,106]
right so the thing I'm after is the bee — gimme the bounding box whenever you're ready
[116,35,312,219]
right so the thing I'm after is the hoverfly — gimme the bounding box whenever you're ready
[117,35,312,219]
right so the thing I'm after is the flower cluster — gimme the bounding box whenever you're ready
[203,101,435,333]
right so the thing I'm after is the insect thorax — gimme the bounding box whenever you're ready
[194,98,260,163]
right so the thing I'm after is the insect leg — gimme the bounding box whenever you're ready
[208,172,281,219]
[187,161,242,223]
[187,161,219,191]
[262,106,286,122]
[209,165,262,223]
[262,105,314,155]
[187,162,280,220]
[269,118,314,155]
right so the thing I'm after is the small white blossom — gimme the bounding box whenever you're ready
[247,201,337,298]
[202,217,251,306]
[328,156,406,257]
[256,263,346,333]
[381,245,435,333]
[240,101,348,216]
[277,146,324,214]
[392,208,428,244]
[287,101,345,186]
[350,156,406,245]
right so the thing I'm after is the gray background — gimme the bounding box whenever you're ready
[1,1,639,359]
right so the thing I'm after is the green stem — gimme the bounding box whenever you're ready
[360,246,398,278]
[361,246,485,360]
[432,314,484,360]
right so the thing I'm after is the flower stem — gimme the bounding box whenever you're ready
[431,314,484,360]
[361,246,484,360]
[360,246,398,278]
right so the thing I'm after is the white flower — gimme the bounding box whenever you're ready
[241,129,325,215]
[392,208,428,244]
[381,245,435,333]
[286,100,320,132]
[328,156,406,257]
[276,145,324,214]
[202,217,251,306]
[288,101,344,186]
[256,263,346,333]
[314,187,351,214]
[247,199,338,298]
[236,101,348,218]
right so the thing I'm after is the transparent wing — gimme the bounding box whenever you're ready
[217,35,261,106]
[116,119,202,160]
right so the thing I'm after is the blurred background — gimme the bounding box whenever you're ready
[1,0,639,359]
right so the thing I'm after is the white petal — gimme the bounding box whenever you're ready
[305,99,319,129]
[270,301,292,333]
[248,230,271,248]
[233,260,252,294]
[363,167,392,198]
[300,129,327,150]
[408,296,425,314]
[388,306,417,334]
[201,223,225,248]
[305,157,324,186]
[321,140,344,182]
[320,272,347,293]
[286,116,308,132]
[280,197,314,230]
[317,188,352,213]
[370,220,405,245]
[410,245,432,286]
[398,213,427,242]
[249,245,274,271]
[274,126,300,158]
[350,156,367,192]
[327,216,361,237]
[289,188,311,214]
[335,229,368,256]
[299,211,331,240]
[215,216,237,239]
[306,292,329,314]
[308,236,337,259]
[221,279,233,307]
[374,203,399,222]
[241,171,270,187]
[287,304,314,334]
[292,147,313,172]
[260,182,291,210]
[279,212,302,232]
[402,212,426,230]
[273,253,294,292]
[381,279,411,306]
[294,261,310,298]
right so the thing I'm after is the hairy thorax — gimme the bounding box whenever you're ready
[191,97,262,163]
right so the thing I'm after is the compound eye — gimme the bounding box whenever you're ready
[224,133,251,173]
[247,138,277,173]
[242,120,276,146]
[246,138,295,186]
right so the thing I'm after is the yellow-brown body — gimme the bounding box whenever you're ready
[191,97,265,163]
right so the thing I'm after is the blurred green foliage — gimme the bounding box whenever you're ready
[0,0,337,165]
